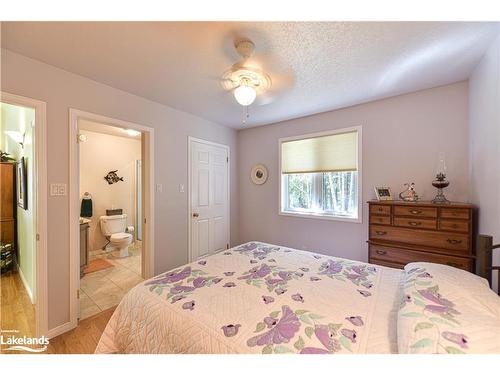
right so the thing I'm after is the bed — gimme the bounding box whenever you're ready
[95,241,500,354]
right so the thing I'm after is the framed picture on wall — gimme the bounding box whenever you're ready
[17,157,28,210]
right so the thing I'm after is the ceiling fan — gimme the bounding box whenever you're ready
[221,39,273,107]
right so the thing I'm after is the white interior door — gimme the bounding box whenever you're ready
[190,140,229,261]
[136,160,142,241]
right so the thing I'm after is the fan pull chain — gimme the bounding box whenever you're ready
[242,105,250,125]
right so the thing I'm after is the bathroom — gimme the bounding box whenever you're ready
[78,120,143,319]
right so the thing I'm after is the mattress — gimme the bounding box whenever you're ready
[95,241,405,354]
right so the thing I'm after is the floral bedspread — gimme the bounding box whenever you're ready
[95,242,401,354]
[397,262,500,354]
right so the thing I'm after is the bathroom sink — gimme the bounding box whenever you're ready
[79,217,91,225]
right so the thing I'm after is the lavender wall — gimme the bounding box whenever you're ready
[469,32,500,292]
[1,49,239,331]
[237,82,470,261]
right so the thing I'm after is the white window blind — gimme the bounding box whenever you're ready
[281,130,358,174]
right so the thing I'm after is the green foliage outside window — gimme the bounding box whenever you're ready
[286,171,357,217]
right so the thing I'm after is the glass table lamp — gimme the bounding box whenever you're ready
[431,152,450,204]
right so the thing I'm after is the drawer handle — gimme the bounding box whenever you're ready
[409,221,421,226]
[410,209,423,215]
[446,239,463,245]
[451,224,458,229]
[378,207,384,211]
[446,262,461,267]
[376,250,387,255]
[375,231,387,235]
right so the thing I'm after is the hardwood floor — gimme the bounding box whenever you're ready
[1,270,114,354]
[46,307,115,354]
[0,270,36,341]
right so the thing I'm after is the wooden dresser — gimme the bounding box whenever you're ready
[367,200,474,271]
[0,162,17,272]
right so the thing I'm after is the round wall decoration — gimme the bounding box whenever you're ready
[250,164,268,185]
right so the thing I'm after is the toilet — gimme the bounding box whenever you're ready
[99,214,134,257]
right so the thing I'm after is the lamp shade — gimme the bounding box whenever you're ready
[233,85,256,106]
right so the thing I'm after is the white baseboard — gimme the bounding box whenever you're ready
[47,321,77,339]
[18,266,35,304]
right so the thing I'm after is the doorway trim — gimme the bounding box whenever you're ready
[187,137,230,262]
[68,109,155,331]
[0,91,48,338]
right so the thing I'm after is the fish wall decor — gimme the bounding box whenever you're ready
[104,170,124,185]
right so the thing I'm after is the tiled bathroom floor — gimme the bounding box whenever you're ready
[79,241,143,320]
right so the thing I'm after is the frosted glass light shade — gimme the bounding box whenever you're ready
[125,129,141,137]
[233,85,257,106]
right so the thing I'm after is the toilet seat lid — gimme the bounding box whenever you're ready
[110,232,132,240]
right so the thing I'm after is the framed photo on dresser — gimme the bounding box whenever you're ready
[374,186,393,201]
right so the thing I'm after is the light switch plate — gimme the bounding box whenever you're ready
[50,184,58,196]
[179,184,185,193]
[58,184,67,196]
[156,183,163,193]
[50,183,67,196]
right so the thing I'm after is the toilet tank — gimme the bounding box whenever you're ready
[99,214,127,236]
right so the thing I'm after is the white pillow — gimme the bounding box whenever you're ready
[397,262,500,354]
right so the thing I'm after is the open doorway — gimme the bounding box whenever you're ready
[78,120,143,319]
[69,109,154,328]
[0,92,48,347]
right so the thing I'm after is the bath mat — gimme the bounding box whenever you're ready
[84,258,114,274]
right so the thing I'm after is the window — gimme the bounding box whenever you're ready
[280,128,361,221]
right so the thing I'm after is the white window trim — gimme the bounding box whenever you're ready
[278,126,362,223]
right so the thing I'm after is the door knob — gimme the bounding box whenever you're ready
[192,213,199,218]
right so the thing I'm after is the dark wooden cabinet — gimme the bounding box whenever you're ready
[0,162,17,271]
[367,200,474,271]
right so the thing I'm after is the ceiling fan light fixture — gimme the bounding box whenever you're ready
[221,38,272,108]
[233,84,257,106]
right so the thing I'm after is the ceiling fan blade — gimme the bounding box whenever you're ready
[255,70,295,105]
[245,53,295,106]
[254,94,276,105]
[203,75,232,83]
[201,75,235,92]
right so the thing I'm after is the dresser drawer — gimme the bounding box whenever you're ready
[370,215,391,225]
[369,225,469,253]
[393,217,437,230]
[439,220,469,233]
[394,205,437,218]
[440,208,470,220]
[369,244,471,271]
[370,204,391,216]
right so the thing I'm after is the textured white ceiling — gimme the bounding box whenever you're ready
[2,22,499,128]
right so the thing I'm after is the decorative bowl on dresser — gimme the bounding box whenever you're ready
[367,200,474,271]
